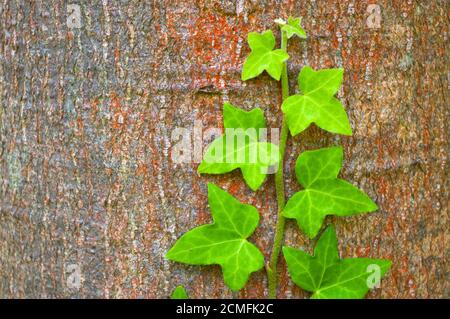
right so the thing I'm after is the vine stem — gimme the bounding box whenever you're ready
[267,29,290,299]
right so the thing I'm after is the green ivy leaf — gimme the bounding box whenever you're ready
[283,147,377,238]
[281,17,307,39]
[171,285,189,299]
[242,30,289,81]
[283,225,392,299]
[198,103,280,191]
[223,102,266,133]
[295,145,343,187]
[281,66,352,136]
[166,183,264,291]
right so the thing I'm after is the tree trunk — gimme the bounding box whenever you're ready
[0,0,448,298]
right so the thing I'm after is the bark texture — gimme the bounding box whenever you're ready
[0,0,448,298]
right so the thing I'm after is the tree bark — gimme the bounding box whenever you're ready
[0,0,448,298]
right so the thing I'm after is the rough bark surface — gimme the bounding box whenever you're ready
[0,0,448,298]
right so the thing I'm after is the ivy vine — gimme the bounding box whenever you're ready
[167,17,391,299]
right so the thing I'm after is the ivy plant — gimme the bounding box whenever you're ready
[198,103,279,191]
[241,30,289,81]
[167,17,391,299]
[166,183,264,291]
[171,285,189,299]
[282,66,352,136]
[283,146,378,238]
[283,225,392,299]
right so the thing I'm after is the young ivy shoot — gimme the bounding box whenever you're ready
[167,17,391,299]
